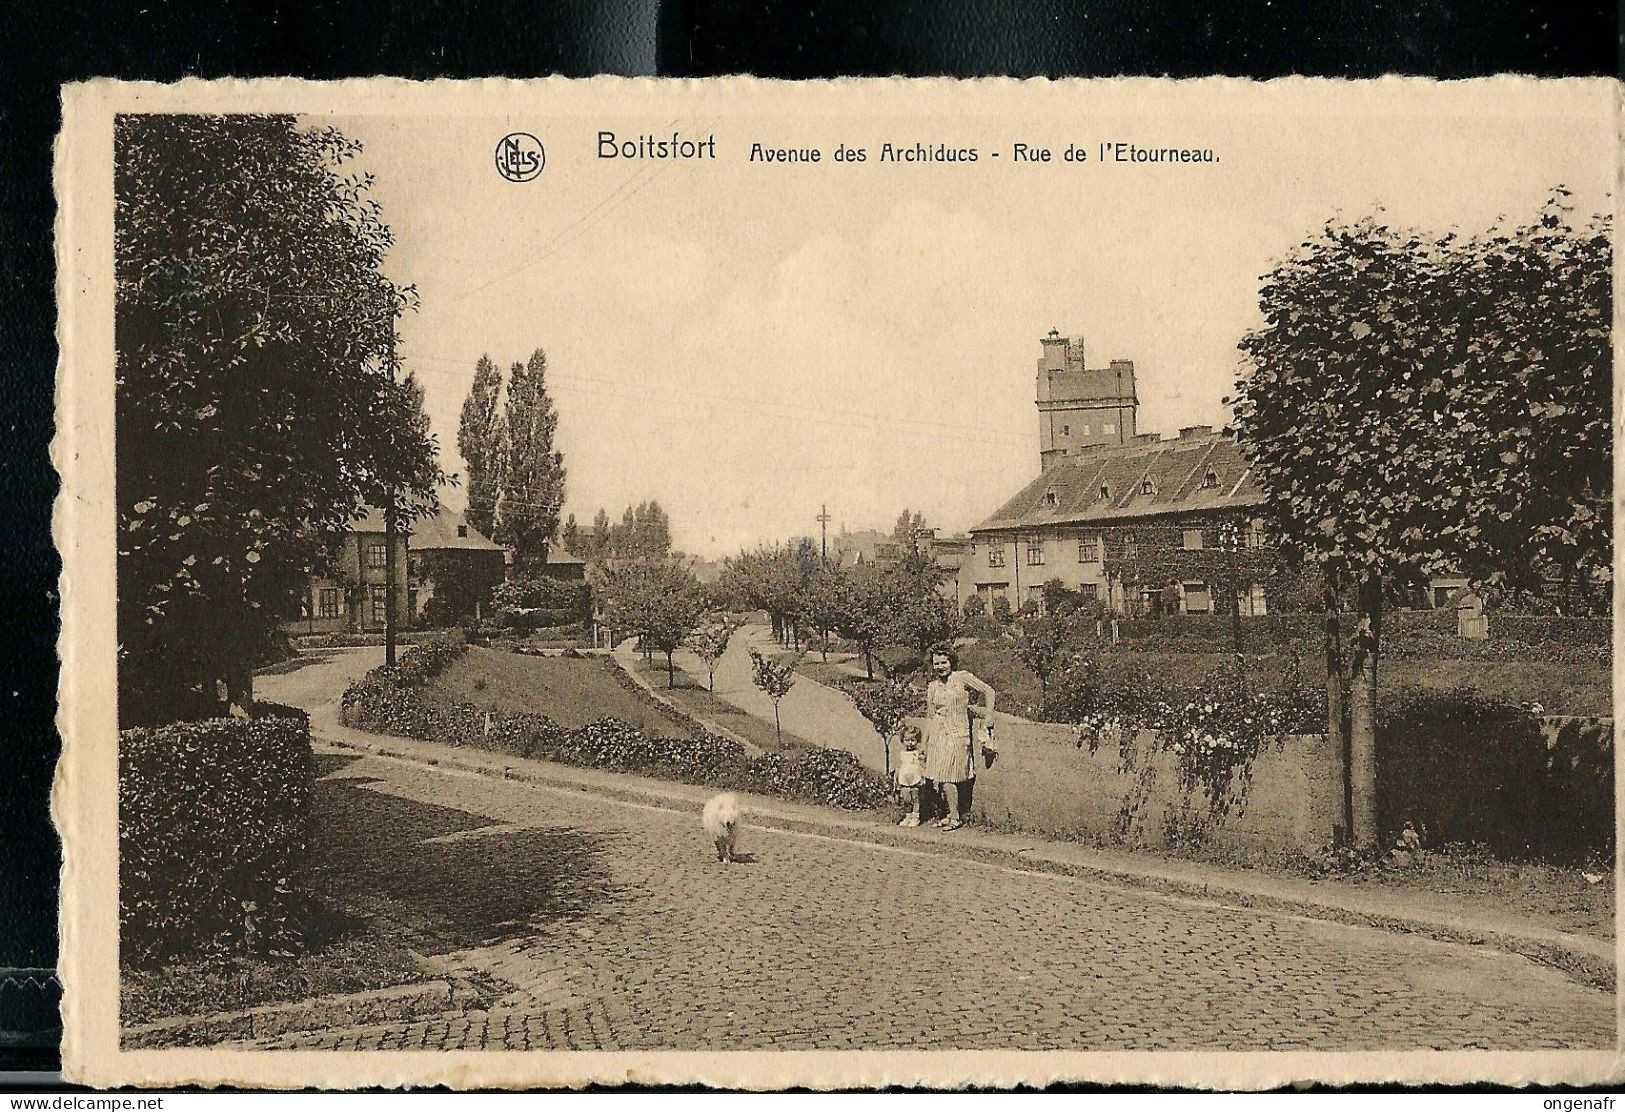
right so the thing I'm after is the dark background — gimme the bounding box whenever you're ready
[2,0,1616,1081]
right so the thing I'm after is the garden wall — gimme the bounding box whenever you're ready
[967,718,1342,856]
[967,712,1614,862]
[119,703,313,966]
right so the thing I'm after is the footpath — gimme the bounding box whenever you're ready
[261,645,1614,993]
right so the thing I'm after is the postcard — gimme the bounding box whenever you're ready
[54,76,1619,1088]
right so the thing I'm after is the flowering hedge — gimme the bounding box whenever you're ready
[1064,655,1325,819]
[120,704,313,966]
[341,640,891,811]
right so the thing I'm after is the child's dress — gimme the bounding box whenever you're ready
[896,744,925,788]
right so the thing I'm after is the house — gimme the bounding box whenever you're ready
[287,508,409,635]
[406,506,506,625]
[961,329,1273,617]
[286,506,513,633]
[535,545,588,582]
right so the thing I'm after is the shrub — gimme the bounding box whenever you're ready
[341,642,892,812]
[1376,687,1612,863]
[120,704,313,966]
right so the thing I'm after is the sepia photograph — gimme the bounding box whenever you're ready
[53,77,1616,1088]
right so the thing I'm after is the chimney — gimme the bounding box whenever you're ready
[1039,329,1069,373]
[1179,424,1215,439]
[1134,433,1161,445]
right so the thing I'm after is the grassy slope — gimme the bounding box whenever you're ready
[426,646,695,736]
[631,660,815,754]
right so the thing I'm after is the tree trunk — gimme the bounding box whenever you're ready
[384,498,399,667]
[1348,571,1382,847]
[1323,578,1349,844]
[773,702,782,744]
[666,650,675,688]
[863,644,874,680]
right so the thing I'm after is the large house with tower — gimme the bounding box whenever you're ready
[959,330,1273,617]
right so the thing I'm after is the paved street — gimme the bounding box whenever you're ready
[255,741,1613,1052]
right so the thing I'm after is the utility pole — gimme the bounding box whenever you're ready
[816,504,831,562]
[383,326,399,667]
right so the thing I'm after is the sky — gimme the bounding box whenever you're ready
[326,80,1612,559]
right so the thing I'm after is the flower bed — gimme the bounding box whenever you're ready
[120,703,313,966]
[341,639,892,811]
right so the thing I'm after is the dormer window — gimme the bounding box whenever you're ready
[1140,478,1155,496]
[1202,469,1219,489]
[457,524,469,538]
[1099,484,1110,501]
[1044,490,1058,507]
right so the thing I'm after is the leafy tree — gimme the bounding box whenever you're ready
[586,508,612,562]
[115,114,443,724]
[749,649,796,744]
[893,508,927,550]
[686,617,735,691]
[721,544,808,646]
[599,559,705,686]
[848,678,917,777]
[631,500,674,557]
[560,513,581,559]
[457,354,504,540]
[884,550,961,654]
[833,563,894,679]
[494,349,566,570]
[1233,193,1610,844]
[1007,614,1075,698]
[799,562,849,662]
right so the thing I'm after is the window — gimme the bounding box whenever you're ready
[369,584,388,624]
[1202,468,1219,489]
[1098,484,1110,501]
[1060,424,1070,436]
[1078,582,1099,600]
[1118,531,1138,558]
[1140,478,1155,496]
[1183,581,1212,614]
[1077,536,1100,563]
[1080,423,1092,437]
[1182,529,1204,551]
[456,524,469,538]
[365,540,388,569]
[988,544,1005,567]
[1026,539,1045,566]
[1043,490,1058,507]
[317,587,339,618]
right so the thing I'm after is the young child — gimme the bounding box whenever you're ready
[896,724,926,827]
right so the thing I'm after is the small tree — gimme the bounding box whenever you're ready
[687,617,735,691]
[749,649,796,744]
[798,562,849,662]
[1008,614,1074,698]
[600,559,704,686]
[848,678,917,777]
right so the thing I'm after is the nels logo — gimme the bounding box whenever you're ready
[495,133,545,182]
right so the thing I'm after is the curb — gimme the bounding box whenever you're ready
[122,979,456,1049]
[319,731,1615,995]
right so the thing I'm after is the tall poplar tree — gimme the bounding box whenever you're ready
[494,348,567,570]
[457,354,504,539]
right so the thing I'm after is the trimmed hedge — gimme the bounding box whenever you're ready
[120,703,314,966]
[1377,688,1613,863]
[341,640,892,811]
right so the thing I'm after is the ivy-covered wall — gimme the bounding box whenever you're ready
[967,717,1342,856]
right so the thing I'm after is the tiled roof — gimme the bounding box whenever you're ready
[339,505,503,551]
[409,505,503,551]
[970,432,1264,533]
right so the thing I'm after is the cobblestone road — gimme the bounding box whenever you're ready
[260,748,1614,1052]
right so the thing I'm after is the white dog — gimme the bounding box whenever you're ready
[701,792,743,863]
